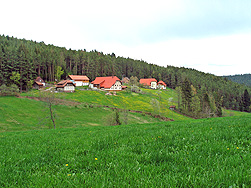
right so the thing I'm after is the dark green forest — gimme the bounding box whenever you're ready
[0,34,251,115]
[223,74,251,87]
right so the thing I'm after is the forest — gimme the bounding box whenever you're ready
[223,74,251,87]
[0,34,251,115]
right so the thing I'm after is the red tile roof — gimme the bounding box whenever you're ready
[56,80,76,88]
[91,76,121,89]
[68,75,89,81]
[139,78,157,86]
[158,80,167,86]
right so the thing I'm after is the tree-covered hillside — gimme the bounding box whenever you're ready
[223,74,251,87]
[0,34,251,112]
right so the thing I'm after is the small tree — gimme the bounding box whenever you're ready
[115,109,121,125]
[40,91,56,129]
[129,76,138,86]
[10,71,20,87]
[55,66,64,81]
[151,98,160,115]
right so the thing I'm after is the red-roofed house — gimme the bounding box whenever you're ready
[91,76,122,91]
[158,80,167,89]
[55,80,76,92]
[68,75,89,86]
[139,78,157,89]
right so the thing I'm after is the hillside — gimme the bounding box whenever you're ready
[0,96,162,132]
[223,74,251,87]
[1,34,251,112]
[1,114,250,187]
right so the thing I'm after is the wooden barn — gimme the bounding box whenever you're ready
[55,80,76,92]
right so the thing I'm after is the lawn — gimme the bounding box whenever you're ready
[0,115,250,187]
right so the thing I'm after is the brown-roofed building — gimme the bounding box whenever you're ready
[33,76,45,89]
[68,75,89,86]
[55,80,76,92]
[158,80,167,89]
[90,76,122,91]
[121,77,130,84]
[139,78,157,89]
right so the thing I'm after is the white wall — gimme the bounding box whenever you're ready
[64,86,75,92]
[151,81,157,89]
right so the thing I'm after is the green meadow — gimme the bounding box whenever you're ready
[0,114,250,187]
[0,96,161,132]
[0,88,250,187]
[22,87,189,121]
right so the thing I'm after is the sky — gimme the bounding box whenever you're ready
[1,0,251,76]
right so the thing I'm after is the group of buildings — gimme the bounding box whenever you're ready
[33,75,167,92]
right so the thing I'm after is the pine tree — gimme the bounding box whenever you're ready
[181,78,192,111]
[242,89,251,112]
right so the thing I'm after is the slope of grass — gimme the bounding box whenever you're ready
[0,115,250,187]
[0,96,161,132]
[23,87,189,121]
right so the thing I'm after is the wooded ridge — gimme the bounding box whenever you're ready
[0,34,250,112]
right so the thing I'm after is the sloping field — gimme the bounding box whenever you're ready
[0,115,250,187]
[0,96,161,132]
[23,87,189,121]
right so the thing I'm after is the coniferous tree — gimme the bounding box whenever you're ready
[242,89,251,112]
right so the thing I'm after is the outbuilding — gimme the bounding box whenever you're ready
[55,80,76,92]
[68,75,89,86]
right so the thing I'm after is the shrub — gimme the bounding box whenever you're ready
[0,84,19,96]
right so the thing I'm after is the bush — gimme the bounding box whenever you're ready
[0,84,19,96]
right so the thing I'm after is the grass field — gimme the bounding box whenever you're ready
[0,114,250,187]
[22,87,189,121]
[0,96,161,132]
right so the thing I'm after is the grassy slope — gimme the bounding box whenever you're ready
[0,96,161,132]
[0,115,250,187]
[23,87,188,121]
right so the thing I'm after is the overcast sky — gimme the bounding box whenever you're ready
[1,0,251,76]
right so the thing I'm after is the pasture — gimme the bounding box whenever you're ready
[0,114,250,187]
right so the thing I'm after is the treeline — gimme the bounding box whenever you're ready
[0,34,251,114]
[223,74,251,87]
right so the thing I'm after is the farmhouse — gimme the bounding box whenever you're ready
[68,75,89,86]
[55,80,76,92]
[33,76,45,89]
[139,78,158,89]
[158,80,167,89]
[91,76,122,91]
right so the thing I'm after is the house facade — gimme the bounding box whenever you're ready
[139,78,158,89]
[158,80,167,89]
[55,80,76,92]
[91,76,122,91]
[68,75,89,86]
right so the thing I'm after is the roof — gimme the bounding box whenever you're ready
[139,78,157,86]
[35,76,45,83]
[91,76,121,88]
[56,80,76,88]
[34,81,44,86]
[158,80,167,86]
[68,75,89,81]
[121,77,130,83]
